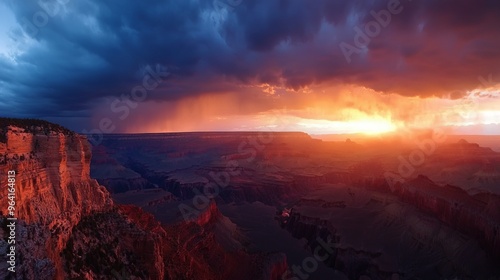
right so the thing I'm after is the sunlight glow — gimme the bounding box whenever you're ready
[296,118,397,135]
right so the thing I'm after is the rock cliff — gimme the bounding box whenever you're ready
[0,121,112,279]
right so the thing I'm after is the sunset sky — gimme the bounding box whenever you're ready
[0,0,499,135]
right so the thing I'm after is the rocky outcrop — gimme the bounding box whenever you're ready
[62,209,167,279]
[393,175,500,259]
[0,123,112,279]
[0,125,112,223]
[281,211,397,280]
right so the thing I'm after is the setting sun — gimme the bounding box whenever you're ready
[296,118,396,135]
[348,119,397,135]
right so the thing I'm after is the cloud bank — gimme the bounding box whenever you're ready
[0,0,499,131]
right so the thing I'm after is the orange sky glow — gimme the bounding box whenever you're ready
[98,84,500,135]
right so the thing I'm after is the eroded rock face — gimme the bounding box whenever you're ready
[0,125,112,279]
[280,176,500,279]
[62,208,167,280]
[394,175,500,259]
[1,126,113,224]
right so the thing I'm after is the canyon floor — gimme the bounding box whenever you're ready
[92,132,500,280]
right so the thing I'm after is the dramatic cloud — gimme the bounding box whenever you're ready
[0,0,499,132]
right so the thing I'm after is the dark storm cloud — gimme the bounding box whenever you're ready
[2,0,213,115]
[1,0,500,125]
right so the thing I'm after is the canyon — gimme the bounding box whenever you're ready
[92,131,500,279]
[0,119,285,279]
[1,118,500,279]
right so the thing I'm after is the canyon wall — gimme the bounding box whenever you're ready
[393,175,500,259]
[0,124,113,279]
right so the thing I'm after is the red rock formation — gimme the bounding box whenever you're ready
[1,126,112,223]
[118,204,167,234]
[0,124,112,279]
